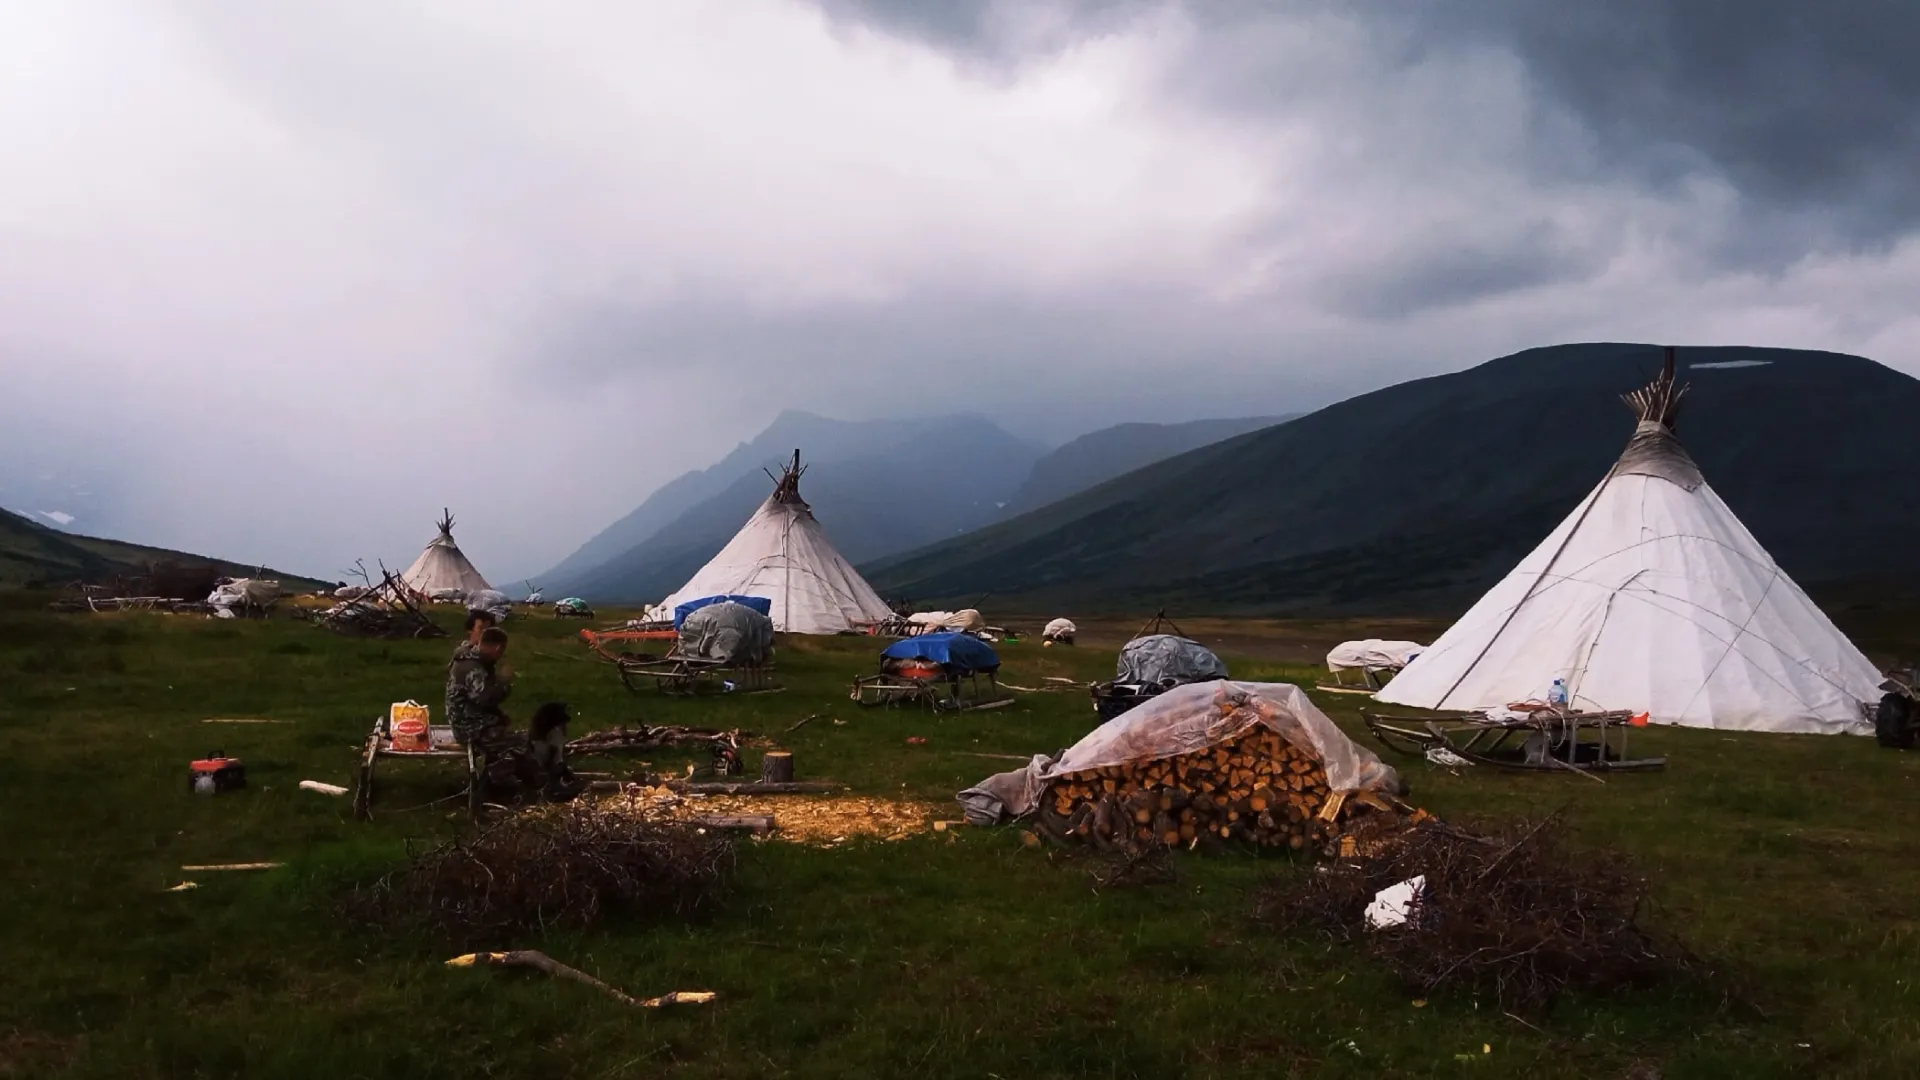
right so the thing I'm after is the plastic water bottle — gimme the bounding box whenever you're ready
[1548,678,1569,708]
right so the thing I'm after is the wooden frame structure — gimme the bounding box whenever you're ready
[616,653,778,696]
[1316,666,1397,696]
[850,668,1012,712]
[353,713,481,820]
[582,626,777,696]
[1362,706,1665,773]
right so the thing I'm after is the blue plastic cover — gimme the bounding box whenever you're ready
[674,594,773,629]
[881,631,1001,674]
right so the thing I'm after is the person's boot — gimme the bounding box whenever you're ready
[544,767,584,803]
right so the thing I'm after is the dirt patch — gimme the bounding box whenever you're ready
[0,1030,83,1077]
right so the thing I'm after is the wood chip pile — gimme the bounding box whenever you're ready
[1035,728,1425,854]
[594,785,942,847]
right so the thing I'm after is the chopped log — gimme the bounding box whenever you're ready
[691,814,775,834]
[760,751,795,784]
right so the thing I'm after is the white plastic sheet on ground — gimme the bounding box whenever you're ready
[1365,875,1426,930]
[958,681,1403,825]
[207,579,279,608]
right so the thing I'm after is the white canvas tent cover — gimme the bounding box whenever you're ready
[958,681,1402,824]
[1375,349,1880,735]
[1327,640,1424,673]
[399,509,493,599]
[655,451,892,635]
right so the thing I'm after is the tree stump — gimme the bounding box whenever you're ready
[760,750,795,784]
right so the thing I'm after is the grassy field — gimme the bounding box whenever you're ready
[4,593,1920,1078]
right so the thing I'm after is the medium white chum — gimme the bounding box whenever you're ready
[1375,349,1880,734]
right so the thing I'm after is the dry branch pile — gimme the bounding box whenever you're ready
[567,725,744,756]
[346,803,733,946]
[1253,816,1694,1012]
[1034,728,1421,854]
[317,571,444,640]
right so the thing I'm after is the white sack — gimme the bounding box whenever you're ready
[1327,639,1424,673]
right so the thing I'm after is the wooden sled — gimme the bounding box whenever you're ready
[1362,707,1666,773]
[616,655,778,696]
[1315,667,1393,696]
[354,715,481,821]
[850,670,1012,712]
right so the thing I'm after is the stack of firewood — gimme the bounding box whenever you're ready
[1034,728,1416,853]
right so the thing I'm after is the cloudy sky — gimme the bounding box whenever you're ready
[5,0,1919,580]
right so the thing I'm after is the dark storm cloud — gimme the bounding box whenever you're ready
[1319,219,1618,321]
[812,0,1150,63]
[520,281,1335,436]
[7,1,1919,578]
[822,0,1920,260]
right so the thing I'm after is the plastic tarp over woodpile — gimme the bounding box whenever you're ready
[676,602,774,666]
[1117,634,1228,686]
[960,681,1401,824]
[1327,640,1424,673]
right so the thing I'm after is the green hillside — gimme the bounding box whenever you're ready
[868,344,1920,613]
[0,507,324,592]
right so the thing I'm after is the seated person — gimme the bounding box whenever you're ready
[445,626,541,798]
[462,608,497,647]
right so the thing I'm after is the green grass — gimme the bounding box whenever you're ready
[2,592,1918,1077]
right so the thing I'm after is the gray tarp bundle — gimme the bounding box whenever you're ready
[466,589,512,620]
[677,601,774,666]
[1116,634,1229,686]
[958,681,1402,825]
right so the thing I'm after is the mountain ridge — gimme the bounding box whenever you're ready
[866,343,1920,613]
[999,415,1297,517]
[0,506,326,591]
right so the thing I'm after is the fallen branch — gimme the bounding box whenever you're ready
[445,950,717,1009]
[785,714,821,733]
[202,718,293,725]
[181,862,283,872]
[668,780,841,796]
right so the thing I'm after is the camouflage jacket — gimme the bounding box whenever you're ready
[445,642,511,739]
